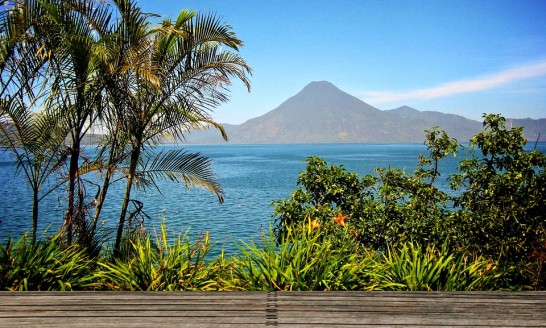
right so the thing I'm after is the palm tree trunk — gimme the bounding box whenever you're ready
[32,189,39,245]
[91,142,119,237]
[92,116,124,236]
[114,144,141,254]
[90,170,110,237]
[64,137,81,244]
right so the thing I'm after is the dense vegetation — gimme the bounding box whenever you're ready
[0,0,250,251]
[1,1,544,291]
[274,114,545,290]
[1,115,544,291]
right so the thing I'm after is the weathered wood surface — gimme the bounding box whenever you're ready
[1,291,545,327]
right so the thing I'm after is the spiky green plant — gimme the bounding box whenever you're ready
[110,6,252,255]
[0,234,96,291]
[95,222,226,291]
[234,221,368,291]
[364,242,501,291]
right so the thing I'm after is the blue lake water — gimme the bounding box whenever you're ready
[1,143,544,254]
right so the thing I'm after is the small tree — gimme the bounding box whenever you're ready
[109,7,251,254]
[450,114,545,289]
[0,4,68,243]
[1,0,116,243]
[273,128,458,251]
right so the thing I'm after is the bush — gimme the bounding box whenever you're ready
[234,221,370,291]
[273,128,458,252]
[450,114,545,289]
[93,222,235,291]
[363,242,500,291]
[0,234,96,291]
[273,114,545,289]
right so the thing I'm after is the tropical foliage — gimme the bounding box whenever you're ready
[274,114,545,290]
[234,221,364,291]
[0,1,543,292]
[0,233,95,291]
[0,222,504,291]
[363,242,499,291]
[94,222,225,291]
[450,114,546,288]
[0,0,251,252]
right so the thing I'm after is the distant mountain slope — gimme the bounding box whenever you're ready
[182,81,546,144]
[1,120,105,145]
[231,81,390,143]
[179,123,236,144]
[507,118,546,143]
[383,106,483,141]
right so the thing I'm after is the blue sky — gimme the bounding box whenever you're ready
[139,0,546,124]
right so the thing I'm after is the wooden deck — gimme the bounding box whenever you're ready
[1,291,545,327]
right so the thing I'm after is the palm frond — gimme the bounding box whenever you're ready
[134,149,224,203]
[193,12,243,50]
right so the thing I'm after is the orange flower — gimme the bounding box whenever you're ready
[333,212,348,226]
[309,219,320,230]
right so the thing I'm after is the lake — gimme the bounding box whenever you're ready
[1,143,544,254]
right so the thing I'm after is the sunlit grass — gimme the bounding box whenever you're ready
[93,222,238,291]
[234,221,372,291]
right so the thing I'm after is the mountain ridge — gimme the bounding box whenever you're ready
[183,81,546,144]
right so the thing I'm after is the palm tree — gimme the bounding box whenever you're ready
[0,0,69,243]
[37,0,114,243]
[2,0,252,252]
[107,6,251,253]
[2,0,127,244]
[87,0,157,237]
[0,103,68,244]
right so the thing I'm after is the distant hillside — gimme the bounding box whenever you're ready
[179,124,237,144]
[507,118,546,143]
[383,106,483,141]
[1,120,105,146]
[182,81,546,144]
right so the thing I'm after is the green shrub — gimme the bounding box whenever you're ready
[273,114,545,289]
[234,221,370,291]
[94,222,232,291]
[0,234,96,291]
[363,242,501,291]
[450,114,545,289]
[273,127,458,253]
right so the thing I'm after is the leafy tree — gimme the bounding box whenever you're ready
[273,156,374,237]
[1,1,252,253]
[0,104,67,243]
[450,114,545,289]
[1,0,116,243]
[274,115,545,289]
[273,127,458,251]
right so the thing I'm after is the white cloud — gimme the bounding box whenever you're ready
[363,60,546,104]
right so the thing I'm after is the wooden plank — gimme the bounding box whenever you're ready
[0,291,544,327]
[1,299,266,307]
[0,291,267,300]
[271,292,546,327]
[0,292,269,327]
[275,316,546,327]
[277,291,546,302]
[2,305,265,312]
[275,300,545,314]
[0,317,265,328]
